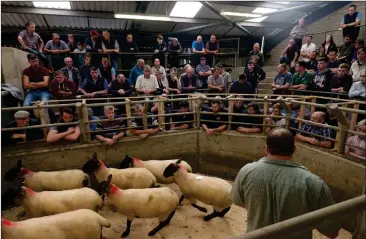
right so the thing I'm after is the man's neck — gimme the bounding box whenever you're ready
[319,68,328,74]
[306,42,312,46]
[267,154,292,161]
[299,70,305,76]
[92,77,98,81]
[67,66,73,69]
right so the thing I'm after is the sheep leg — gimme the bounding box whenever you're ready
[191,204,208,213]
[121,219,133,238]
[203,210,220,221]
[148,210,176,236]
[178,195,184,205]
[218,207,231,217]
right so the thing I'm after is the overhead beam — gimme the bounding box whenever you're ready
[265,2,321,16]
[169,22,230,34]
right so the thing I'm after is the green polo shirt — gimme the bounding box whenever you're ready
[292,72,313,95]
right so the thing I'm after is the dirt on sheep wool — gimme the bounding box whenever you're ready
[2,180,352,239]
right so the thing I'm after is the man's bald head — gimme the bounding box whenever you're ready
[266,128,295,157]
[311,111,325,123]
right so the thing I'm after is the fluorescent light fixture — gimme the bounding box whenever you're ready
[170,2,203,18]
[221,12,262,18]
[252,7,278,14]
[33,1,71,9]
[275,2,290,4]
[114,14,171,21]
[246,16,268,23]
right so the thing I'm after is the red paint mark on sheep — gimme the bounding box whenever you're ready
[25,187,35,196]
[98,160,107,169]
[179,165,187,172]
[133,158,144,167]
[22,168,32,175]
[2,219,14,226]
[110,184,119,195]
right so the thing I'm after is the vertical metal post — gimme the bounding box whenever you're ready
[76,100,90,143]
[165,53,168,69]
[329,104,349,154]
[262,95,268,133]
[188,94,196,128]
[311,96,316,114]
[143,100,149,130]
[195,95,205,129]
[349,103,359,137]
[227,95,234,130]
[298,99,306,129]
[157,96,166,131]
[125,98,132,129]
[261,36,264,53]
[36,101,49,139]
[277,96,292,129]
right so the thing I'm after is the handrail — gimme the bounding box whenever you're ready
[307,24,366,36]
[69,52,238,56]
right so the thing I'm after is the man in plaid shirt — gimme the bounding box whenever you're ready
[295,111,333,149]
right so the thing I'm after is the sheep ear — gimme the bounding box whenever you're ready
[107,174,112,182]
[176,159,183,165]
[93,153,98,160]
[17,160,22,169]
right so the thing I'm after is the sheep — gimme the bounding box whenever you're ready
[163,159,232,221]
[82,152,157,189]
[1,209,111,239]
[4,160,89,192]
[119,155,193,184]
[99,174,178,238]
[4,185,103,218]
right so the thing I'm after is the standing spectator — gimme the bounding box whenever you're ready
[192,36,206,67]
[272,63,292,95]
[295,111,333,149]
[130,104,161,140]
[122,33,138,75]
[44,33,70,70]
[280,39,299,68]
[310,57,333,92]
[79,53,92,81]
[50,70,77,98]
[196,57,212,89]
[2,110,44,145]
[231,101,262,134]
[95,105,126,145]
[151,58,166,78]
[23,54,51,106]
[244,58,266,93]
[60,57,82,90]
[165,67,181,94]
[170,101,193,130]
[216,63,232,91]
[168,37,182,68]
[98,57,116,85]
[350,47,366,82]
[201,101,228,136]
[349,72,366,100]
[109,74,133,97]
[248,43,264,67]
[207,67,225,93]
[290,18,307,51]
[264,103,286,134]
[290,61,313,95]
[331,63,353,94]
[340,4,363,42]
[307,51,318,74]
[153,35,167,67]
[327,50,341,73]
[300,35,316,62]
[135,65,159,95]
[17,21,48,67]
[74,41,86,68]
[352,39,364,63]
[155,69,169,95]
[346,119,366,160]
[319,35,338,57]
[231,128,341,238]
[67,34,76,52]
[85,30,103,67]
[46,108,80,143]
[102,30,119,70]
[180,67,198,94]
[205,34,219,67]
[229,73,254,94]
[80,66,108,97]
[129,59,145,87]
[337,35,354,64]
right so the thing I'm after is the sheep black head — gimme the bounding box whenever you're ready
[2,184,25,209]
[82,153,101,174]
[119,155,134,169]
[163,159,182,178]
[99,174,113,195]
[4,160,24,182]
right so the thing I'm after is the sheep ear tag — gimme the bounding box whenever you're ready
[196,176,204,180]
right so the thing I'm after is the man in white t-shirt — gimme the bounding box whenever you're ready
[300,35,316,62]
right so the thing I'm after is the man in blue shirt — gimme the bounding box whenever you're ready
[192,35,205,67]
[340,4,363,42]
[129,59,145,87]
[229,73,254,95]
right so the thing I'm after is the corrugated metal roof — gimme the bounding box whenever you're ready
[70,1,136,13]
[2,13,47,28]
[44,15,88,29]
[2,1,33,7]
[145,1,175,15]
[89,18,127,30]
[140,21,176,33]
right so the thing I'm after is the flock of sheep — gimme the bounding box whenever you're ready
[2,153,233,239]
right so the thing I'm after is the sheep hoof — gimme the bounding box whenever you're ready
[203,215,212,221]
[121,231,130,238]
[148,230,157,236]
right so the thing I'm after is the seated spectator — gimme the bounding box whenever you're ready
[201,101,228,136]
[244,57,266,93]
[50,70,77,98]
[309,57,333,92]
[79,53,92,81]
[205,34,219,67]
[327,50,341,73]
[60,57,82,91]
[131,104,161,139]
[232,101,262,134]
[216,63,232,91]
[122,33,138,75]
[101,30,119,70]
[98,57,116,85]
[349,72,366,100]
[109,74,133,97]
[208,67,225,93]
[229,73,254,94]
[170,101,193,130]
[87,108,99,140]
[192,35,206,67]
[300,35,316,62]
[168,37,182,68]
[280,39,299,67]
[2,110,44,145]
[248,43,264,67]
[337,35,354,64]
[180,67,198,94]
[153,35,167,66]
[80,66,108,97]
[151,58,166,78]
[350,47,366,82]
[319,35,338,57]
[155,69,169,95]
[74,41,86,68]
[265,103,286,134]
[23,54,51,106]
[295,111,333,149]
[85,30,103,66]
[182,64,192,77]
[272,63,292,95]
[46,108,80,143]
[196,57,212,89]
[44,33,70,70]
[331,63,353,94]
[346,119,366,160]
[307,51,318,74]
[135,65,159,96]
[95,106,126,145]
[290,61,313,94]
[325,108,338,140]
[352,39,364,63]
[165,67,181,94]
[129,59,145,86]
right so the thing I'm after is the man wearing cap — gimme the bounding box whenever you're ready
[44,33,70,70]
[85,30,103,67]
[23,54,51,106]
[2,110,44,145]
[196,57,212,89]
[46,107,80,143]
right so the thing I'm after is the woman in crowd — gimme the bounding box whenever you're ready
[319,35,338,57]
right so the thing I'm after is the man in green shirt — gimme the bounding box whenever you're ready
[231,128,341,239]
[290,60,314,95]
[248,43,264,67]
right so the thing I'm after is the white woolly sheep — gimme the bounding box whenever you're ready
[120,155,193,184]
[99,174,178,238]
[1,209,111,239]
[163,159,232,221]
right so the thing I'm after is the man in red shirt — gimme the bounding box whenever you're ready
[50,71,77,98]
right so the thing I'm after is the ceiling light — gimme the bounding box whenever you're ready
[275,2,290,4]
[221,12,262,18]
[114,14,171,21]
[252,7,278,14]
[246,16,268,23]
[33,1,71,9]
[170,2,203,18]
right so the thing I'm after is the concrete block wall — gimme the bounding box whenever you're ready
[267,2,366,66]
